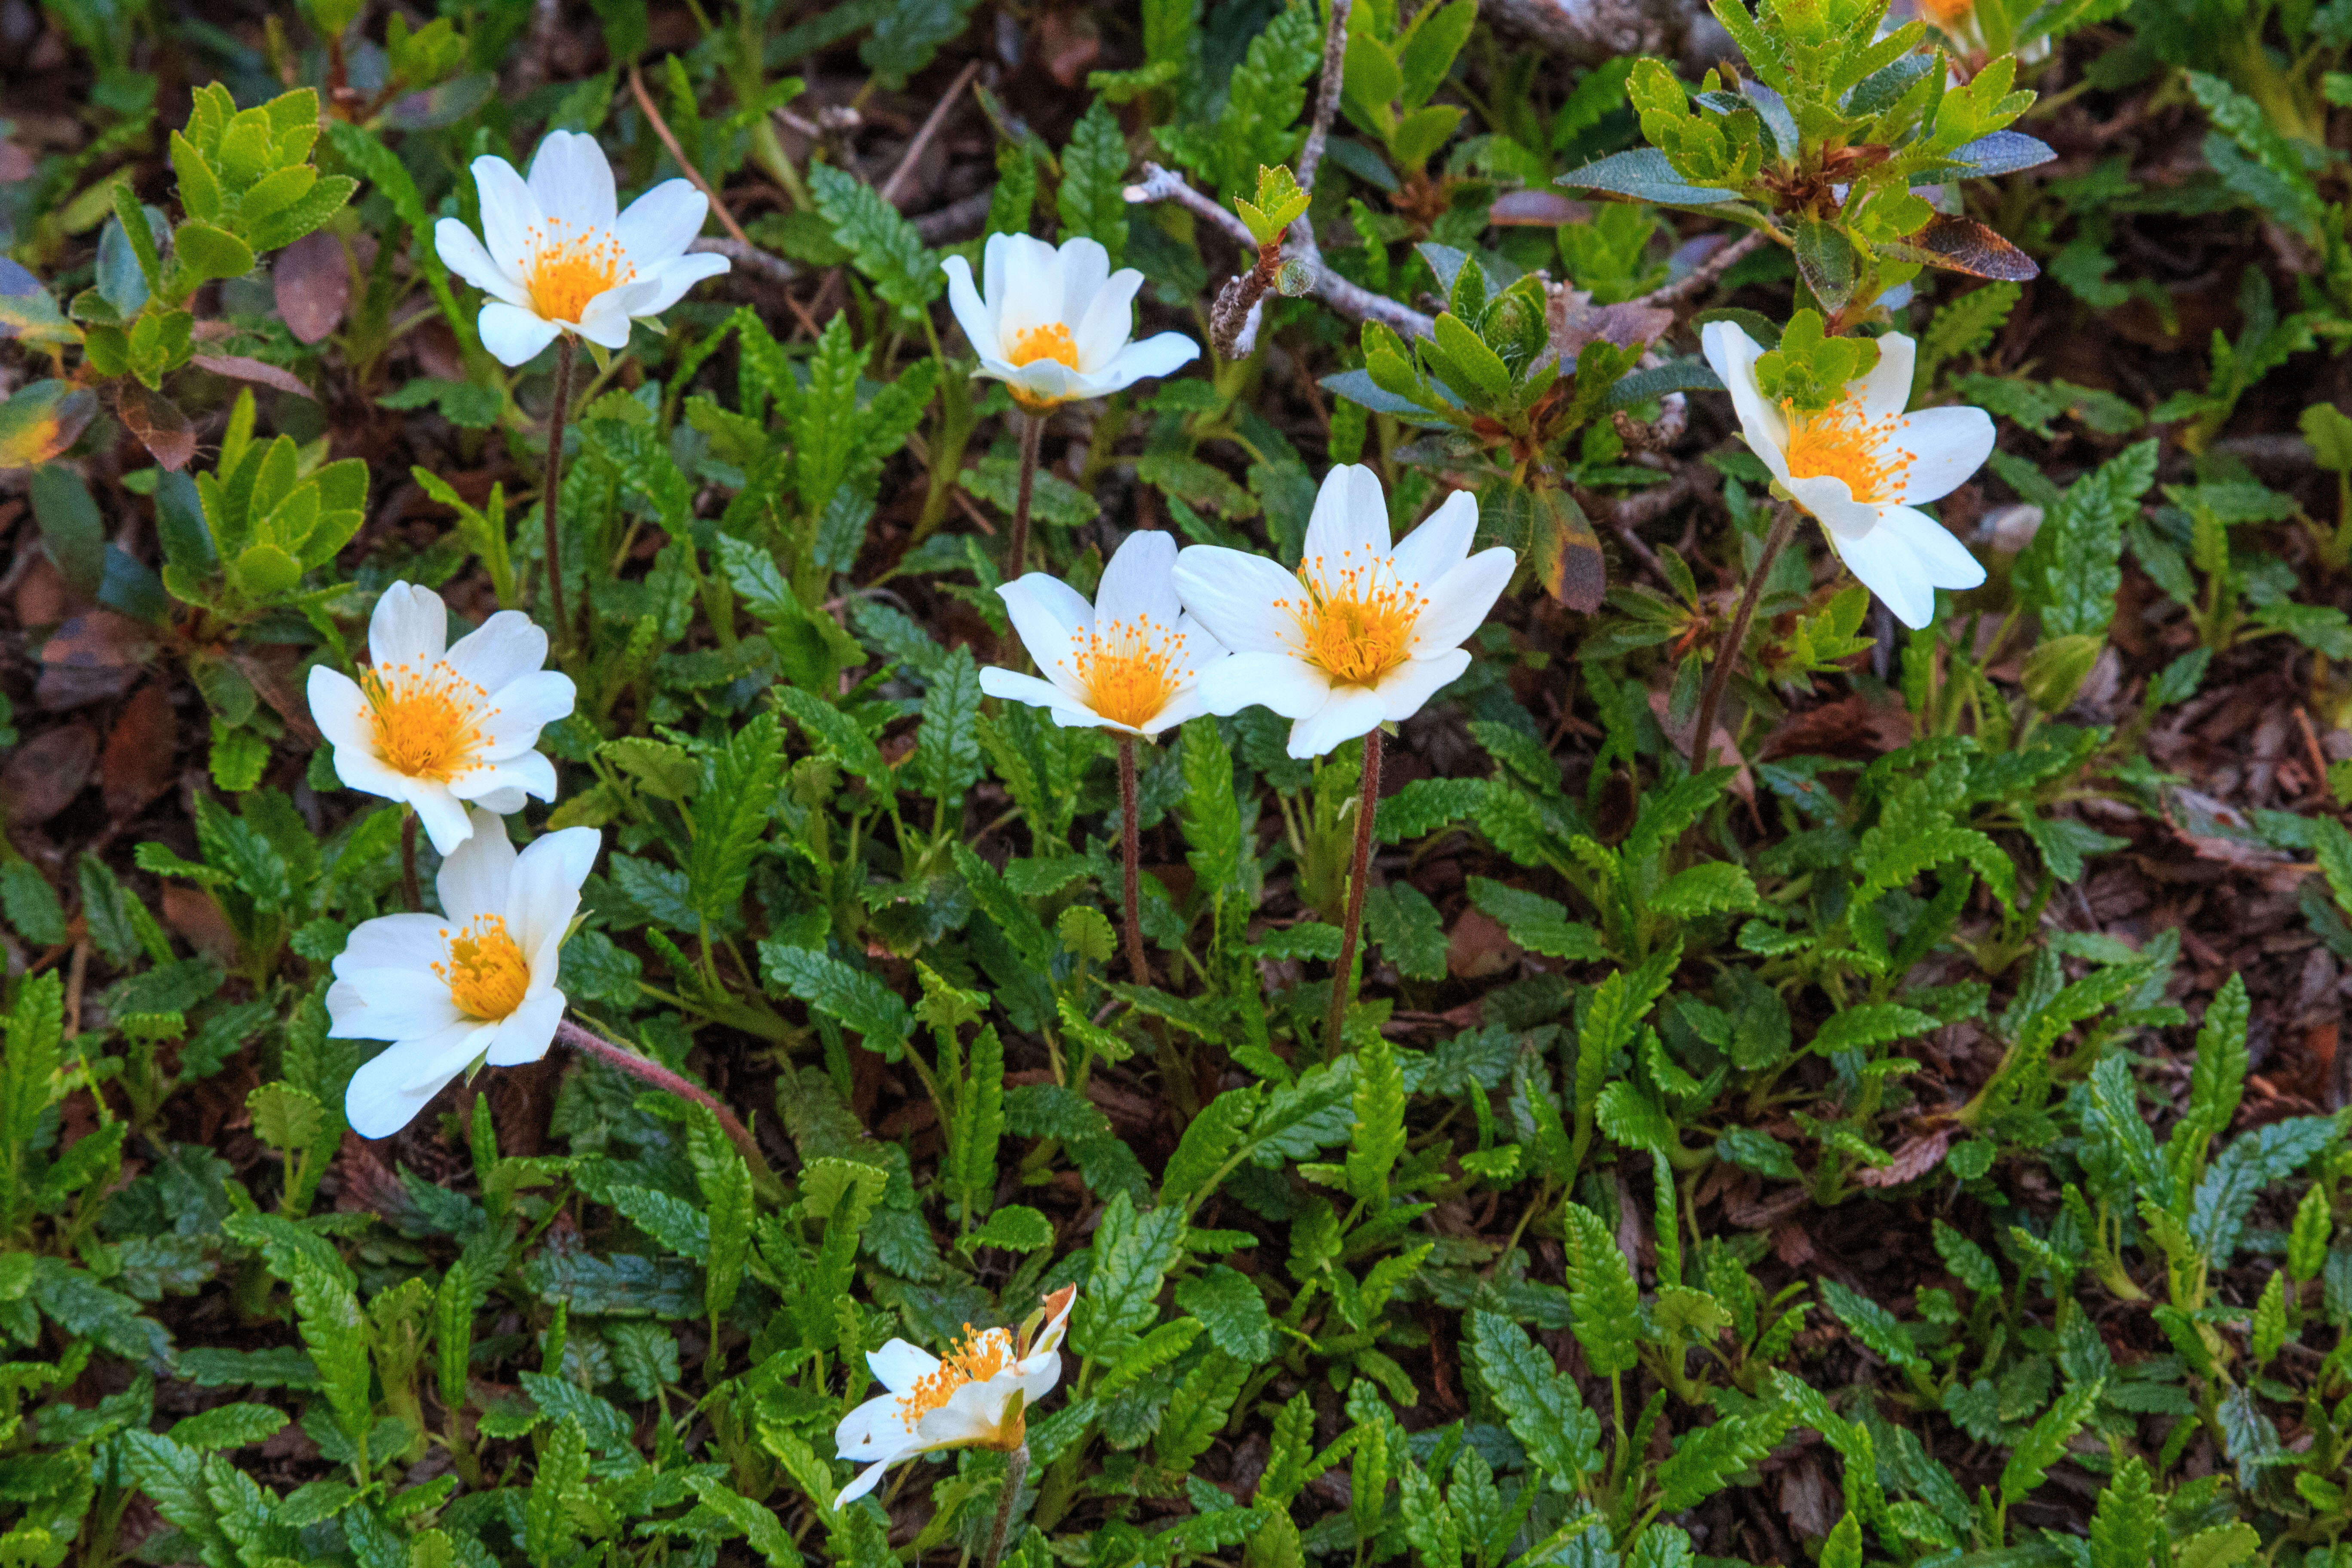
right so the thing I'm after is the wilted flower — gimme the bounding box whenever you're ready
[979,532,1227,737]
[307,582,575,855]
[833,1286,1077,1507]
[1702,320,1992,631]
[1172,465,1514,759]
[941,233,1198,410]
[434,129,730,368]
[333,810,599,1139]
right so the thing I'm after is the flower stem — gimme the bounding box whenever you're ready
[542,335,578,653]
[1325,729,1383,1052]
[554,1017,780,1199]
[400,812,421,912]
[1008,410,1043,580]
[980,1442,1030,1568]
[1690,501,1801,772]
[1117,734,1149,986]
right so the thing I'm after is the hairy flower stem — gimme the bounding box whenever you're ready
[555,1018,779,1197]
[1118,735,1149,986]
[400,812,421,911]
[1326,729,1383,1051]
[542,335,577,653]
[981,1442,1030,1568]
[1690,502,1801,772]
[1008,411,1043,579]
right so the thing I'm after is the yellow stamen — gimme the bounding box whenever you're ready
[1782,398,1913,507]
[523,217,633,325]
[1008,322,1079,370]
[435,915,530,1021]
[1280,553,1426,686]
[361,661,489,783]
[898,1325,1015,1426]
[1070,618,1185,729]
[1917,0,1973,24]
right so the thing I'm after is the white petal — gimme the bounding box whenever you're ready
[452,752,557,806]
[1852,332,1917,422]
[1084,332,1198,394]
[478,302,560,367]
[509,825,600,956]
[1892,405,1996,505]
[1302,465,1391,576]
[1070,267,1141,372]
[328,745,410,805]
[436,808,518,925]
[1171,547,1306,655]
[1094,530,1182,631]
[485,988,565,1066]
[980,665,1089,718]
[1785,472,1883,541]
[308,666,371,753]
[1390,490,1478,588]
[868,1339,941,1393]
[1057,236,1111,327]
[344,1022,495,1139]
[1827,518,1937,629]
[1139,686,1209,735]
[1004,358,1082,407]
[371,581,449,670]
[337,912,448,973]
[1410,547,1515,656]
[444,610,550,694]
[1029,1287,1078,1357]
[1701,321,1793,486]
[1374,649,1471,722]
[477,670,577,753]
[628,253,729,318]
[470,785,528,814]
[410,785,477,857]
[998,233,1063,340]
[1196,650,1329,719]
[981,233,1011,322]
[1045,702,1121,732]
[996,575,1096,692]
[434,220,530,305]
[833,1458,899,1508]
[914,1375,1017,1449]
[570,295,637,349]
[527,129,617,234]
[469,156,541,278]
[615,179,708,265]
[1169,611,1227,678]
[1287,686,1388,759]
[836,1391,909,1453]
[328,964,464,1039]
[943,254,998,357]
[1877,505,1987,590]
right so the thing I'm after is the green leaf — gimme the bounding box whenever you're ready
[1345,1032,1406,1204]
[758,943,913,1059]
[1655,1396,1791,1508]
[808,164,940,321]
[1162,1087,1259,1208]
[2087,1456,2159,1568]
[2000,1379,2102,1504]
[1175,1264,1274,1361]
[174,221,256,283]
[1467,1309,1599,1481]
[1563,1204,1640,1375]
[1057,99,1130,265]
[966,1204,1054,1252]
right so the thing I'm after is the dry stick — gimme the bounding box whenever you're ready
[1631,228,1770,309]
[1325,729,1384,1052]
[1689,501,1801,772]
[1293,0,1353,199]
[542,335,577,652]
[630,65,756,249]
[802,62,983,328]
[556,1017,773,1182]
[400,813,422,911]
[1117,735,1149,986]
[980,1442,1030,1568]
[1008,410,1044,578]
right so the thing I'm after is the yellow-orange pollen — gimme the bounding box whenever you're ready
[1917,0,1974,25]
[1782,398,1914,507]
[1280,553,1426,685]
[360,660,489,783]
[435,915,530,1021]
[1071,618,1185,729]
[1008,322,1080,371]
[897,1325,1014,1427]
[523,217,632,325]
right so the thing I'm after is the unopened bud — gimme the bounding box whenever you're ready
[1274,257,1315,297]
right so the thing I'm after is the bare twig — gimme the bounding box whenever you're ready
[879,60,980,207]
[1632,229,1770,309]
[688,237,799,284]
[1294,0,1354,201]
[630,65,755,250]
[1690,501,1801,772]
[913,187,995,243]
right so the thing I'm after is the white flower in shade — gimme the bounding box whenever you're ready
[433,129,730,368]
[332,809,599,1139]
[1701,321,1992,631]
[306,582,576,856]
[1172,466,1515,760]
[941,233,1198,410]
[978,532,1226,737]
[833,1287,1077,1507]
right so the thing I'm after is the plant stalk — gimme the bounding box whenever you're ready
[1117,734,1149,986]
[555,1018,779,1198]
[1325,728,1383,1051]
[542,334,578,652]
[980,1442,1030,1568]
[400,812,421,911]
[1690,502,1801,772]
[1008,410,1043,579]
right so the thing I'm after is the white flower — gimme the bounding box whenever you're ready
[332,809,600,1139]
[434,129,730,368]
[941,233,1198,410]
[1701,321,1992,631]
[1172,466,1515,760]
[833,1286,1077,1507]
[307,582,576,856]
[978,532,1227,737]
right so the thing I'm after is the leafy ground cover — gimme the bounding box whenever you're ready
[0,1,2350,1568]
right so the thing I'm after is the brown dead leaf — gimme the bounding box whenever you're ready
[116,380,196,472]
[0,722,97,824]
[1854,1126,1954,1188]
[1647,689,1754,803]
[13,552,70,627]
[37,610,153,710]
[1447,906,1522,980]
[1778,1455,1842,1542]
[161,884,239,965]
[102,682,179,818]
[1544,287,1673,367]
[1491,191,1590,227]
[1035,9,1101,87]
[190,354,313,400]
[273,230,351,345]
[1760,691,1914,761]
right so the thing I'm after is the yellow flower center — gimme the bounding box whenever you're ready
[1069,618,1185,729]
[899,1325,1016,1427]
[524,218,633,325]
[361,661,488,782]
[1282,554,1426,685]
[1008,322,1080,370]
[435,915,530,1021]
[1917,0,1973,24]
[1782,398,1914,507]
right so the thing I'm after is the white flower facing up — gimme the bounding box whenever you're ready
[978,531,1226,737]
[941,233,1199,410]
[833,1286,1077,1507]
[332,809,600,1139]
[434,130,730,368]
[1702,321,1993,631]
[307,582,576,856]
[1172,466,1516,760]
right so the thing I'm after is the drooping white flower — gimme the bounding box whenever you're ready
[1172,466,1515,760]
[978,532,1227,737]
[1701,320,1992,631]
[332,809,600,1139]
[434,130,730,368]
[833,1286,1077,1507]
[306,582,576,855]
[941,233,1198,410]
